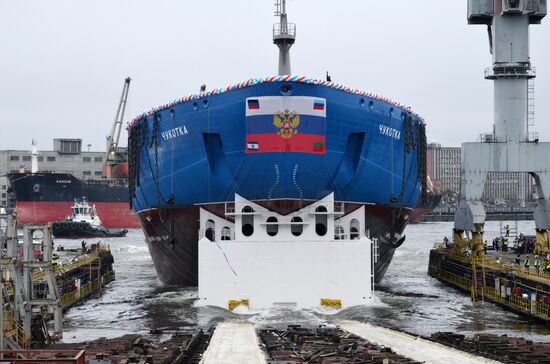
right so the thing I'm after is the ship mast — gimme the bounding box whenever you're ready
[30,140,39,173]
[273,0,296,75]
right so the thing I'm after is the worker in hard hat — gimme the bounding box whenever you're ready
[51,253,60,268]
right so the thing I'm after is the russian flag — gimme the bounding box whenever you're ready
[246,96,326,155]
[247,99,260,110]
[313,100,325,111]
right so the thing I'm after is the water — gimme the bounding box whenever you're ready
[59,221,550,343]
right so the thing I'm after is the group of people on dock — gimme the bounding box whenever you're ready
[515,254,550,273]
[492,233,535,254]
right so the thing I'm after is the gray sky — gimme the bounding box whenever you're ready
[1,0,549,151]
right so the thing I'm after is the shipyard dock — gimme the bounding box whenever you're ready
[1,212,116,351]
[428,242,550,322]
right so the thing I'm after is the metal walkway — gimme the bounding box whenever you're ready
[201,322,266,364]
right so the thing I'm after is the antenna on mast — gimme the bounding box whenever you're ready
[273,0,295,75]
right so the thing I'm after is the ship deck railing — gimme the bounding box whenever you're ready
[273,22,296,38]
[430,265,550,320]
[2,309,31,348]
[446,250,550,284]
[0,349,85,363]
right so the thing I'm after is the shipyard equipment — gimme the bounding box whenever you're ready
[104,77,131,179]
[455,0,550,251]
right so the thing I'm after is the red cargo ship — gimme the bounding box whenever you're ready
[7,172,139,228]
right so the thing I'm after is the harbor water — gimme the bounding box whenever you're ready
[59,221,550,343]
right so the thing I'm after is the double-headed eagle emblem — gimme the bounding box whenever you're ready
[273,109,300,139]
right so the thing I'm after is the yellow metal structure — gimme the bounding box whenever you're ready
[536,229,550,255]
[320,298,342,309]
[2,309,31,348]
[470,232,485,258]
[452,229,468,253]
[431,249,550,321]
[228,299,250,311]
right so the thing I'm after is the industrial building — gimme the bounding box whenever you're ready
[427,144,462,195]
[428,143,535,204]
[0,138,105,208]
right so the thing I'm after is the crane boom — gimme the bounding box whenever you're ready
[106,77,131,162]
[104,77,131,179]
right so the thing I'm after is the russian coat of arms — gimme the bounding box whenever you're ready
[273,109,300,139]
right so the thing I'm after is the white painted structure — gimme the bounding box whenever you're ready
[456,0,550,234]
[197,193,375,309]
[30,140,39,174]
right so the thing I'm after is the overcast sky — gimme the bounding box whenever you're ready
[1,0,549,151]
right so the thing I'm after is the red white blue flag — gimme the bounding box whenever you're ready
[245,96,326,154]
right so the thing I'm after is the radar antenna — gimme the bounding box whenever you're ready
[273,0,295,75]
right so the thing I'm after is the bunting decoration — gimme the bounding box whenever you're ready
[127,75,426,129]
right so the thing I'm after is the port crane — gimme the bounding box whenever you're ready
[104,77,131,179]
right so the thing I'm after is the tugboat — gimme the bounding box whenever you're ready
[52,198,128,238]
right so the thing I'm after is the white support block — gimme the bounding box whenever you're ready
[198,237,373,309]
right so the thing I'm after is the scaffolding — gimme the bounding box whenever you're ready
[1,213,62,352]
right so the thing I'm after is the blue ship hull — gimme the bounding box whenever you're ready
[128,79,427,286]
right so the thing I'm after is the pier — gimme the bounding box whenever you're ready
[429,243,550,321]
[1,212,115,350]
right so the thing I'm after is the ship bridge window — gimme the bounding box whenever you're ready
[334,225,345,240]
[315,206,328,236]
[291,216,303,236]
[242,206,254,237]
[266,217,278,237]
[350,219,360,240]
[205,219,215,241]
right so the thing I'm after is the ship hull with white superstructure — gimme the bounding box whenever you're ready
[128,77,427,286]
